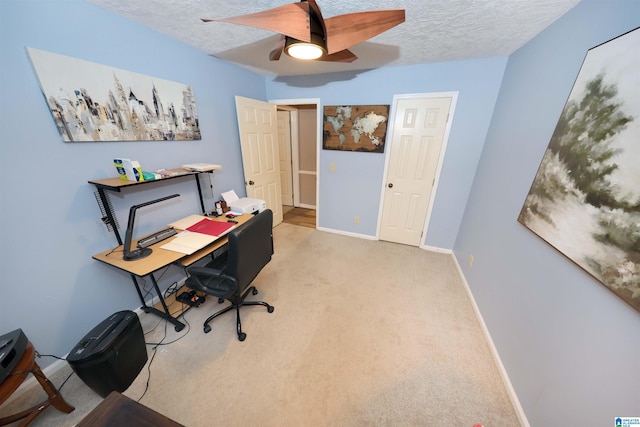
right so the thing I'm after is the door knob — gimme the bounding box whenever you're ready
[388,183,393,188]
[249,180,255,185]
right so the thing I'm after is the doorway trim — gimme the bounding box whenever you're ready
[376,92,458,249]
[270,98,322,222]
[276,106,298,206]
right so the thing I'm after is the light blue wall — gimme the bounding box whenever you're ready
[0,0,266,365]
[267,58,507,248]
[454,1,640,425]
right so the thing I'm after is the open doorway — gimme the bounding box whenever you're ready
[273,99,320,229]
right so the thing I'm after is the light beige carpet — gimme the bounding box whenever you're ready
[1,223,520,426]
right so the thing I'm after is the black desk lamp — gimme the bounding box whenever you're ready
[123,194,179,261]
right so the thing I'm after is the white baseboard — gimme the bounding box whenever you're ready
[313,227,457,252]
[451,254,530,427]
[420,244,453,254]
[315,226,377,240]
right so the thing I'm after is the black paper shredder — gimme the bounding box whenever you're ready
[67,310,147,398]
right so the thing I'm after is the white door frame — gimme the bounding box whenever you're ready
[276,106,298,206]
[376,92,458,249]
[270,98,321,216]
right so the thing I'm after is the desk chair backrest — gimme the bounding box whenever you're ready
[225,209,273,290]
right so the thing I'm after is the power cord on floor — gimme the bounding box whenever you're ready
[27,353,76,392]
[35,352,66,361]
[58,370,75,390]
[138,319,167,402]
[138,302,192,403]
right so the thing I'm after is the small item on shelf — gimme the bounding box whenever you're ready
[141,172,158,181]
[212,200,230,215]
[155,168,191,178]
[181,163,222,172]
[114,158,144,182]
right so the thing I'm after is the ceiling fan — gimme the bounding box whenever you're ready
[202,0,405,63]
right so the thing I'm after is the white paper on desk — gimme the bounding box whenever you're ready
[168,214,205,230]
[160,231,216,254]
[221,190,239,203]
[159,241,199,255]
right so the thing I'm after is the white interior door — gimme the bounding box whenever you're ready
[379,96,452,246]
[235,95,283,226]
[277,110,294,206]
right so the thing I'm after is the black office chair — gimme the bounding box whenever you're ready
[185,209,275,341]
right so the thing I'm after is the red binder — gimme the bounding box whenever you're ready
[186,218,234,237]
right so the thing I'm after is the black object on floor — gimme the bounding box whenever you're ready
[67,311,147,398]
[176,290,205,307]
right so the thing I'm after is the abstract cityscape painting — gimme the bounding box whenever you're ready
[518,28,639,313]
[26,47,201,142]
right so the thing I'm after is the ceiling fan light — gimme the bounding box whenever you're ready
[284,34,325,60]
[287,43,323,60]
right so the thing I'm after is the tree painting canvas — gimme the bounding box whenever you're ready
[518,27,640,313]
[26,47,201,142]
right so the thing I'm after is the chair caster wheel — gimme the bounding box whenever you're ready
[267,306,274,313]
[238,333,246,341]
[252,288,258,295]
[218,298,224,304]
[204,325,212,333]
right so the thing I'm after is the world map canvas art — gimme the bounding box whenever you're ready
[323,105,389,153]
[518,28,639,313]
[27,47,201,142]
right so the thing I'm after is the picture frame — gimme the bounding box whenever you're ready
[323,105,389,153]
[27,47,201,142]
[518,28,639,313]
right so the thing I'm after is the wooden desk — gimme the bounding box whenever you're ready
[77,391,182,427]
[0,342,74,426]
[92,214,252,331]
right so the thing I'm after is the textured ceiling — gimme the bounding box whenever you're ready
[87,0,582,77]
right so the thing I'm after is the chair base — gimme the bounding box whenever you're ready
[203,286,274,341]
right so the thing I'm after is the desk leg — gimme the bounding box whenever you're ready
[132,274,185,332]
[131,273,147,307]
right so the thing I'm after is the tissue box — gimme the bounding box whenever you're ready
[114,158,144,182]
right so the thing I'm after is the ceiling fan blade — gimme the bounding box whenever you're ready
[269,36,286,61]
[324,10,405,54]
[319,49,358,63]
[202,3,312,42]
